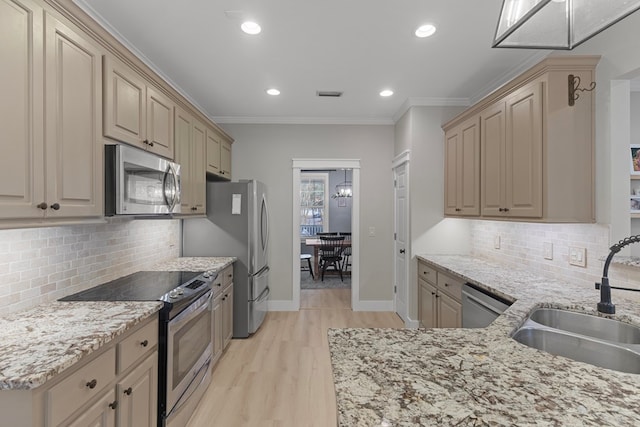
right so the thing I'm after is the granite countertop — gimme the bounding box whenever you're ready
[328,255,640,426]
[0,256,235,391]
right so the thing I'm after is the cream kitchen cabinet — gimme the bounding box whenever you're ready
[0,0,103,224]
[444,115,480,216]
[103,56,175,159]
[221,281,234,348]
[211,265,234,366]
[0,316,158,427]
[175,106,206,215]
[206,127,232,180]
[418,261,462,328]
[443,55,599,223]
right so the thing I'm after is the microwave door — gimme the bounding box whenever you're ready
[163,164,179,212]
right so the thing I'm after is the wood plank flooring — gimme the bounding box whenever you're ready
[187,289,403,426]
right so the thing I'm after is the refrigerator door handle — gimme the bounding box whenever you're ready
[260,194,270,256]
[256,286,270,302]
[254,265,270,278]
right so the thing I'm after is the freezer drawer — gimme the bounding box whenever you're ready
[249,286,270,334]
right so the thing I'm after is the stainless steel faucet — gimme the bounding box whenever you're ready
[595,235,640,314]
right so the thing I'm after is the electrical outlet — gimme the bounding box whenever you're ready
[494,235,501,249]
[543,242,553,260]
[368,226,376,237]
[569,246,587,267]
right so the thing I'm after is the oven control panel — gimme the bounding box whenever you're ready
[163,270,217,301]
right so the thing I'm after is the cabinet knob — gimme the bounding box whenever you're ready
[444,283,449,287]
[124,387,133,396]
[455,208,462,212]
[50,203,60,210]
[140,339,149,347]
[149,141,154,147]
[143,139,149,145]
[109,401,118,410]
[86,379,97,389]
[37,202,48,210]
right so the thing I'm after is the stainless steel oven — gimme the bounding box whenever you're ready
[164,290,213,425]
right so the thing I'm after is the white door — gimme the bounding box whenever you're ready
[394,162,409,324]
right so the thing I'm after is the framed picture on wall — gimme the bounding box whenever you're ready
[631,197,640,213]
[338,197,347,207]
[631,144,640,175]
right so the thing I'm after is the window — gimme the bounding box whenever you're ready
[300,173,329,237]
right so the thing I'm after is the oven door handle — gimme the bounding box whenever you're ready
[169,291,212,331]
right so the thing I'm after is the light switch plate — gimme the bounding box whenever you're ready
[368,226,376,237]
[569,246,587,267]
[543,242,553,260]
[494,235,501,249]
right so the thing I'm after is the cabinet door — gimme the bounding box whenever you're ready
[44,13,103,218]
[220,139,232,178]
[222,283,234,348]
[212,293,223,365]
[117,353,157,427]
[458,117,480,215]
[206,129,221,175]
[175,107,193,213]
[480,101,506,216]
[66,388,116,427]
[418,279,437,329]
[0,0,45,219]
[191,119,207,214]
[104,56,146,147]
[505,81,543,218]
[443,128,459,215]
[438,292,462,328]
[146,86,174,159]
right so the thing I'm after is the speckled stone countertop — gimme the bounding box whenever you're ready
[0,301,162,390]
[0,257,235,391]
[328,255,640,426]
[151,256,236,272]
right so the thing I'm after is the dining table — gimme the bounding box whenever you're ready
[304,238,352,281]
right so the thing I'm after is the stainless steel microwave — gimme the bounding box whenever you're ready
[105,145,181,216]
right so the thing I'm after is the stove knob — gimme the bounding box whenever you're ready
[169,290,179,299]
[203,272,211,278]
[176,287,184,295]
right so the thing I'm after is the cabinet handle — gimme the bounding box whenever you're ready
[431,292,436,296]
[86,379,97,389]
[504,208,510,212]
[455,208,462,212]
[50,203,60,210]
[109,401,118,410]
[37,202,48,210]
[143,139,149,145]
[149,141,154,147]
[140,339,149,347]
[399,249,405,254]
[124,387,133,396]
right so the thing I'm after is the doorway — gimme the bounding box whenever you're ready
[292,159,361,310]
[393,151,410,326]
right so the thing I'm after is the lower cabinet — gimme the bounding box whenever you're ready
[418,261,462,328]
[0,316,158,427]
[211,265,234,367]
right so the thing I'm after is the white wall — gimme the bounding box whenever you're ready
[221,123,394,303]
[0,219,181,313]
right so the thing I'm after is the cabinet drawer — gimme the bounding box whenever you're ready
[47,347,116,426]
[436,272,463,301]
[418,262,436,285]
[118,319,158,374]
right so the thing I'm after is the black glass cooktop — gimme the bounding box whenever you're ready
[59,271,203,302]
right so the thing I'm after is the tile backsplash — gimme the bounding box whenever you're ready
[470,221,640,302]
[0,218,181,314]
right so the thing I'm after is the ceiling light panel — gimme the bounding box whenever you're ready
[266,88,280,96]
[415,24,437,38]
[379,89,394,97]
[241,21,261,35]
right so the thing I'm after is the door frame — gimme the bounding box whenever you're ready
[392,150,414,327]
[292,159,360,310]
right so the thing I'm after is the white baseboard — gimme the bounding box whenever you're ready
[404,318,420,329]
[352,300,394,311]
[267,300,298,311]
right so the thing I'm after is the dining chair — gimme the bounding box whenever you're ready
[300,253,314,279]
[339,232,352,273]
[319,235,345,282]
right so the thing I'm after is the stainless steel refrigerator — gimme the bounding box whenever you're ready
[182,180,269,338]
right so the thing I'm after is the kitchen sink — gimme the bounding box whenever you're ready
[528,308,640,344]
[512,327,640,374]
[512,308,640,373]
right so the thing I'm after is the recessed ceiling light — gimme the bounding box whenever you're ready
[266,88,280,96]
[379,89,394,97]
[241,21,261,35]
[415,24,436,38]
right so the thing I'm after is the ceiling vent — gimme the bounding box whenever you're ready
[316,91,343,98]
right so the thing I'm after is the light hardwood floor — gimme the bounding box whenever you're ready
[187,289,403,426]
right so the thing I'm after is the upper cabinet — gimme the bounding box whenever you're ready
[443,56,599,223]
[444,116,480,216]
[206,127,232,180]
[175,107,206,215]
[104,55,175,159]
[0,0,103,223]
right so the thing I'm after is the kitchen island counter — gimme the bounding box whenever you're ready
[328,255,640,426]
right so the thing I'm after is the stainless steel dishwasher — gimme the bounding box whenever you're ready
[461,283,512,328]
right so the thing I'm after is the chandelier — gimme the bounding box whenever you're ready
[492,0,640,50]
[331,169,352,199]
